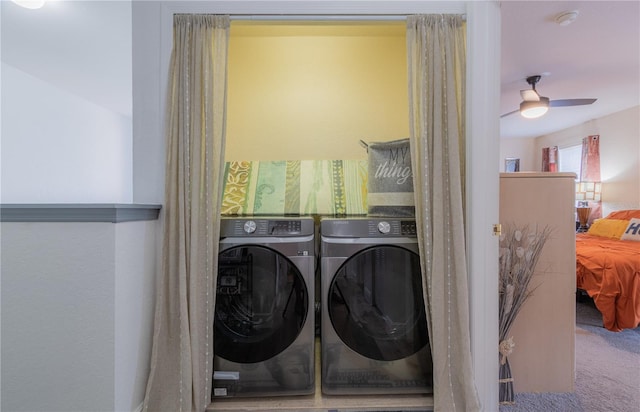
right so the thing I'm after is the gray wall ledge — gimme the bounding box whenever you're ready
[0,204,162,223]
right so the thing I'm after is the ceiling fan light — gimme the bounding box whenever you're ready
[520,97,550,119]
[10,0,46,9]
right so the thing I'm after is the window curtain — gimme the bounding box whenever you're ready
[541,146,558,172]
[143,15,229,412]
[406,15,480,412]
[579,135,601,221]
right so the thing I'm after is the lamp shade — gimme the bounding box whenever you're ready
[576,181,602,202]
[520,97,550,119]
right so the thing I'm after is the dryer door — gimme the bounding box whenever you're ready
[214,245,309,363]
[328,245,428,361]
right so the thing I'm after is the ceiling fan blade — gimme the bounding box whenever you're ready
[549,98,597,107]
[520,89,540,101]
[500,109,519,118]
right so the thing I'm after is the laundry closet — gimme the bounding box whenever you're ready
[211,20,434,411]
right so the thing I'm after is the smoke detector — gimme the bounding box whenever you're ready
[555,10,579,26]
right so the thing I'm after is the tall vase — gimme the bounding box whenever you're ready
[499,355,515,405]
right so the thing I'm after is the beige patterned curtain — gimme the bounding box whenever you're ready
[143,14,229,412]
[407,15,480,411]
[579,135,602,221]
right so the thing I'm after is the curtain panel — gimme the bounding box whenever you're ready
[143,14,229,412]
[580,135,602,221]
[541,146,558,172]
[407,15,480,412]
[580,135,600,182]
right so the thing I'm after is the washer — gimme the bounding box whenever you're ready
[320,217,433,395]
[212,217,315,398]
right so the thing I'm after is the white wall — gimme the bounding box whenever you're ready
[1,63,132,203]
[132,0,164,205]
[0,220,158,412]
[533,106,640,216]
[115,221,158,412]
[0,0,133,203]
[1,222,116,412]
[499,136,537,172]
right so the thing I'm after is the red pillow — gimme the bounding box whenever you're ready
[605,210,640,220]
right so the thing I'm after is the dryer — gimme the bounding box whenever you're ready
[212,217,315,398]
[320,217,432,395]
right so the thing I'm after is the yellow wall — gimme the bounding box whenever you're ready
[226,21,408,161]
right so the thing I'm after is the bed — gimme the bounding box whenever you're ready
[576,209,640,331]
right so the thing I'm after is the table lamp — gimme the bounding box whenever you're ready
[575,181,601,232]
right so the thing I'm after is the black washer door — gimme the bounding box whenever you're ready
[214,245,308,363]
[328,245,428,361]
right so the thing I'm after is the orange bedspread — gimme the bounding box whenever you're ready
[576,233,640,331]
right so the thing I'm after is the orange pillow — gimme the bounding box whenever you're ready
[587,218,630,239]
[605,209,640,220]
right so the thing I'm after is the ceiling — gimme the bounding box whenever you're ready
[1,0,132,117]
[2,1,639,138]
[500,1,640,139]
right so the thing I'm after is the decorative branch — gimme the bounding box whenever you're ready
[499,224,552,341]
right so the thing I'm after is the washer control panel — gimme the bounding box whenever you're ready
[268,219,303,235]
[222,218,313,237]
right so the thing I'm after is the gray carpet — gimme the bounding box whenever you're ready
[500,297,640,411]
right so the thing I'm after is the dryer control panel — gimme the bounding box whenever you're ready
[321,218,417,238]
[368,220,417,236]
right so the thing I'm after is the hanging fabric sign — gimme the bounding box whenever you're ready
[366,138,415,217]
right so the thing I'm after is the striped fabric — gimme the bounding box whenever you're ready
[221,160,368,216]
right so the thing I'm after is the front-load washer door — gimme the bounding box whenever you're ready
[328,245,428,361]
[215,245,309,363]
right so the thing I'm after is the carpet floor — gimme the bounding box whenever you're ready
[499,297,640,411]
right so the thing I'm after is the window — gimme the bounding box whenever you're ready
[558,145,581,180]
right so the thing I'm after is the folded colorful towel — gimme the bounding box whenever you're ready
[221,160,368,216]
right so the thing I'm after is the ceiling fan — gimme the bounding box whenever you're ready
[501,75,597,119]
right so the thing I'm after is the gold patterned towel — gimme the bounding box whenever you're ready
[221,160,368,216]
